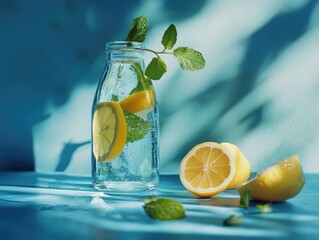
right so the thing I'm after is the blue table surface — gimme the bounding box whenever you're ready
[0,172,318,240]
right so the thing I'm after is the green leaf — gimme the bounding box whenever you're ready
[129,63,152,95]
[173,47,205,71]
[111,94,119,102]
[256,203,273,214]
[161,24,177,50]
[143,197,186,220]
[124,110,151,143]
[125,16,148,42]
[223,215,244,226]
[145,57,167,80]
[239,188,252,208]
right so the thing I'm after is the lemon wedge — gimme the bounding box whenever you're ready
[120,90,154,116]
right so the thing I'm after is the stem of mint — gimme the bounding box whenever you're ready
[129,63,152,94]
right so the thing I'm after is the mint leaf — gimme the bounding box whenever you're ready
[223,215,244,226]
[129,63,152,94]
[173,47,205,70]
[145,57,167,80]
[124,110,151,143]
[256,203,273,214]
[239,188,252,208]
[111,94,119,102]
[125,16,148,42]
[143,197,185,220]
[161,24,177,50]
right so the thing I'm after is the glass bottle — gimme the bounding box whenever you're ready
[91,41,159,192]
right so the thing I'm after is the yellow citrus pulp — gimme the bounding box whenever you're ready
[238,155,305,202]
[92,101,126,162]
[179,142,236,197]
[120,90,154,116]
[221,142,251,189]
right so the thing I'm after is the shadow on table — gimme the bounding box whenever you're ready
[0,172,92,191]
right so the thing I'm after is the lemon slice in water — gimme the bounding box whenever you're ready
[92,101,126,161]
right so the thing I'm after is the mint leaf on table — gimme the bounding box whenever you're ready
[256,203,273,214]
[161,24,177,50]
[124,110,151,143]
[239,188,252,208]
[125,16,148,42]
[145,57,167,80]
[223,215,244,226]
[173,47,205,70]
[143,197,186,220]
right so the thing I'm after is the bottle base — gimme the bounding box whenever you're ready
[93,181,157,193]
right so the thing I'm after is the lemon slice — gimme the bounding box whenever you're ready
[221,143,251,189]
[119,90,154,116]
[179,142,236,197]
[238,155,305,202]
[92,101,126,162]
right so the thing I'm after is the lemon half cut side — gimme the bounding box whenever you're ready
[179,142,236,197]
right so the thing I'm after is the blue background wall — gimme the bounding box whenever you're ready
[1,0,318,174]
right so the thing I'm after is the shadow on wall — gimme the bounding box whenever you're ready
[0,0,139,170]
[0,0,207,171]
[159,0,316,169]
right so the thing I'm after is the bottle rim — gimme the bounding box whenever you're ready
[105,41,145,52]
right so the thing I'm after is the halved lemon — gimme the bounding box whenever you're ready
[119,90,154,116]
[179,142,236,197]
[92,101,126,162]
[238,155,305,202]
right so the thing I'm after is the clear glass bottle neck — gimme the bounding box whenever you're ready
[105,41,145,63]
